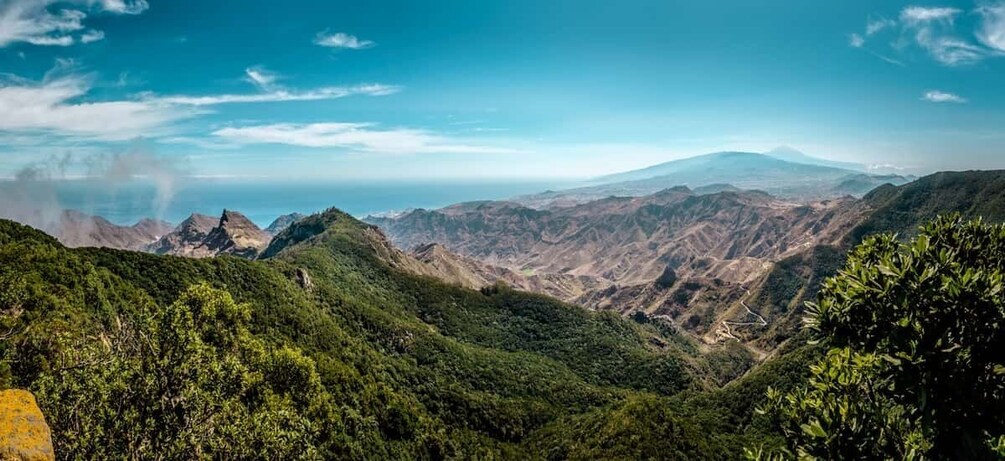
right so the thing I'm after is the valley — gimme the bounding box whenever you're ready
[4,149,1005,459]
[1,151,953,359]
[3,1,1004,457]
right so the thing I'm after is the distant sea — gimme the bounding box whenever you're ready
[44,179,575,227]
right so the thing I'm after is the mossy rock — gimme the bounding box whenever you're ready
[0,390,54,461]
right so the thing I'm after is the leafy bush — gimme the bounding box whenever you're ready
[759,215,1005,459]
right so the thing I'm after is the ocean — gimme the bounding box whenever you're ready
[39,179,574,227]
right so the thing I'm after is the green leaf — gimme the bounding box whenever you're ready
[800,421,827,438]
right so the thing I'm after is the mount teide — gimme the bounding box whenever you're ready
[515,149,912,208]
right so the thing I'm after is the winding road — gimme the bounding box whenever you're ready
[718,289,767,340]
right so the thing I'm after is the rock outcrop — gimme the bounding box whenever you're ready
[147,210,270,258]
[199,210,271,258]
[295,268,313,291]
[146,213,218,255]
[0,389,54,461]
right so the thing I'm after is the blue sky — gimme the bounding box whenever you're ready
[1,0,1004,180]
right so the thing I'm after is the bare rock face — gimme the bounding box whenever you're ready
[409,242,611,301]
[147,210,270,259]
[199,210,271,258]
[371,189,864,290]
[146,213,217,255]
[0,389,55,461]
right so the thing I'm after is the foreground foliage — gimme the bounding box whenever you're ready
[759,215,1005,460]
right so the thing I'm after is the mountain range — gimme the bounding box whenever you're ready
[0,150,942,356]
[6,149,920,357]
[369,170,1005,355]
[514,149,913,208]
[4,165,1005,458]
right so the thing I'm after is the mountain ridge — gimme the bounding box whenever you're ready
[517,150,911,207]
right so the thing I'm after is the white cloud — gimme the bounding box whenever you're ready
[922,90,967,103]
[850,4,1005,66]
[900,6,961,24]
[849,33,865,48]
[901,6,985,65]
[0,68,398,141]
[314,31,374,49]
[151,83,399,106]
[212,122,521,154]
[918,31,987,65]
[80,29,104,43]
[0,0,146,47]
[0,75,190,140]
[866,17,896,35]
[977,1,1005,52]
[244,66,278,91]
[95,0,148,15]
[26,34,75,46]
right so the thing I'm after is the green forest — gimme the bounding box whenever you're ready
[1,205,1004,459]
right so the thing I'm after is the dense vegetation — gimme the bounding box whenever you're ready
[6,175,1005,459]
[758,215,1005,459]
[0,210,766,459]
[850,170,1005,243]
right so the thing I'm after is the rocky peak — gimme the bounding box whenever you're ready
[200,210,271,258]
[147,213,217,255]
[178,213,218,235]
[147,210,270,259]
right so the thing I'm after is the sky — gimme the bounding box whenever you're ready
[0,0,1004,181]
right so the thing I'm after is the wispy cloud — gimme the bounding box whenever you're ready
[314,31,374,49]
[212,122,521,154]
[150,83,399,106]
[866,17,896,35]
[905,6,984,66]
[80,29,104,43]
[922,90,967,103]
[849,3,1005,66]
[244,66,279,91]
[849,33,865,48]
[0,66,400,141]
[96,0,148,15]
[0,74,190,140]
[900,6,961,24]
[0,0,147,47]
[977,1,1005,52]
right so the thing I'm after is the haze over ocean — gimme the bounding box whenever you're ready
[44,179,572,226]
